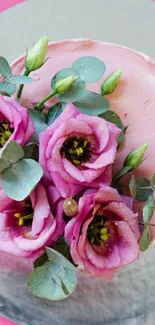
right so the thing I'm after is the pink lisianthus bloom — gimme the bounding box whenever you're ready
[39,103,121,198]
[65,186,140,280]
[0,182,64,258]
[0,95,35,147]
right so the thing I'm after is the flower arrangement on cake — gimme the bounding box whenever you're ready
[0,36,154,301]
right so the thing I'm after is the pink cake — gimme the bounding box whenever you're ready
[11,38,155,238]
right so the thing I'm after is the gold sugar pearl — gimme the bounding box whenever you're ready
[63,198,78,217]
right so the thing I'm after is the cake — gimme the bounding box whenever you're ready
[0,38,155,324]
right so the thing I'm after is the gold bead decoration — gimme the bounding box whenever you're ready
[63,198,78,217]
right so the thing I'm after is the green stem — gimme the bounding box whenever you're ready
[17,69,30,99]
[37,89,56,111]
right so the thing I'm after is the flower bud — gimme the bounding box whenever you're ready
[25,36,49,72]
[63,198,78,217]
[101,69,123,96]
[123,143,148,170]
[55,75,77,95]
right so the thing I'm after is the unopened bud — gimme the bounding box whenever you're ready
[55,75,77,95]
[63,198,78,217]
[101,69,123,96]
[124,143,148,170]
[25,36,49,72]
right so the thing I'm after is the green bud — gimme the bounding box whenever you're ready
[101,69,123,96]
[55,75,77,95]
[124,143,148,170]
[25,36,49,72]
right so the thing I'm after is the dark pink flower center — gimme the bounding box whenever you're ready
[0,120,13,148]
[14,198,34,227]
[87,206,119,248]
[87,214,109,247]
[60,136,91,167]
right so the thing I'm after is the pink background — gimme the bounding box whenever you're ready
[0,0,25,13]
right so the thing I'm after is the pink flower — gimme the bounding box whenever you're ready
[39,103,121,198]
[0,182,64,258]
[0,95,34,147]
[65,186,140,280]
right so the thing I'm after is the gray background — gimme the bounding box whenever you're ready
[0,0,155,62]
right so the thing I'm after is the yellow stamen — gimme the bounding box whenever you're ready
[100,228,108,235]
[73,141,78,148]
[76,148,83,156]
[73,159,80,165]
[14,213,21,218]
[83,140,88,147]
[19,218,24,226]
[101,234,108,241]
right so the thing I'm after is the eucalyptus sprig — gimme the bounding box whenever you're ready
[0,56,32,96]
[0,141,43,201]
[37,56,110,115]
[129,174,155,252]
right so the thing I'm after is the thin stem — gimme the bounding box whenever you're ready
[37,89,56,111]
[17,69,30,99]
[139,222,155,228]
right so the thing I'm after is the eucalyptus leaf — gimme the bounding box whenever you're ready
[72,56,106,83]
[46,103,65,125]
[0,56,12,78]
[23,142,39,161]
[9,75,33,85]
[118,126,128,147]
[100,110,127,146]
[100,110,123,129]
[28,109,48,142]
[51,68,85,102]
[139,226,151,252]
[150,174,155,187]
[2,158,43,201]
[0,141,24,174]
[0,82,16,96]
[34,252,48,269]
[28,247,77,301]
[143,195,155,224]
[129,175,153,202]
[74,90,110,115]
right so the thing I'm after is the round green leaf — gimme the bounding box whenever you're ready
[2,158,43,201]
[51,68,85,102]
[139,226,151,252]
[129,175,153,202]
[72,56,106,83]
[9,75,33,85]
[0,82,16,96]
[100,110,123,129]
[0,141,24,174]
[0,56,12,79]
[28,109,48,142]
[28,248,77,301]
[73,90,110,115]
[143,196,155,224]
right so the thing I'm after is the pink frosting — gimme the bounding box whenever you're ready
[10,39,155,237]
